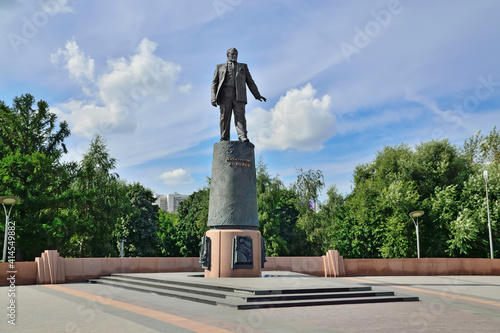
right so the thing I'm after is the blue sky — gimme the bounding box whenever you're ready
[2,0,500,201]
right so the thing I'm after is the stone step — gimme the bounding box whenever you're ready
[226,290,397,303]
[106,273,373,295]
[94,276,229,299]
[89,279,222,306]
[231,295,420,310]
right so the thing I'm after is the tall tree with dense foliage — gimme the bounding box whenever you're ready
[175,186,210,256]
[116,182,160,257]
[320,186,350,254]
[341,139,472,258]
[291,168,326,255]
[256,159,299,256]
[157,210,181,257]
[66,135,127,257]
[462,127,500,166]
[447,128,500,257]
[291,168,325,212]
[413,139,472,257]
[340,179,385,258]
[0,94,71,260]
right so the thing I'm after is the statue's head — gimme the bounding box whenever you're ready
[226,48,238,62]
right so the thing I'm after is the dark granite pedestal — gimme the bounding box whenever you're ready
[202,141,263,277]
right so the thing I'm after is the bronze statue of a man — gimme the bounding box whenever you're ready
[211,48,266,142]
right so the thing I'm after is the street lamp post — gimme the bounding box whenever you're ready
[119,239,126,258]
[1,196,21,263]
[483,170,494,259]
[409,210,424,259]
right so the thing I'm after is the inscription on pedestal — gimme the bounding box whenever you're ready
[232,236,253,269]
[226,158,251,168]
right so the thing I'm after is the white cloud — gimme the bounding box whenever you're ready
[51,39,94,85]
[159,168,194,186]
[179,83,192,94]
[52,37,186,139]
[40,0,74,15]
[247,83,336,151]
[96,38,181,106]
[52,99,137,138]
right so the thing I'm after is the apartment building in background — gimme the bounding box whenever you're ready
[155,192,189,213]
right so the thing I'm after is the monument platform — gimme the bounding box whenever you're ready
[89,271,419,309]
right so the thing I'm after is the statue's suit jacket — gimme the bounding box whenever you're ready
[211,62,261,105]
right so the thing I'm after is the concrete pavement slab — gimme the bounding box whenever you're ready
[1,274,499,332]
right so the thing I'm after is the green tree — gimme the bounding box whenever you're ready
[339,145,411,258]
[308,185,345,256]
[0,94,71,260]
[462,127,500,166]
[353,144,413,188]
[116,183,160,257]
[412,140,470,257]
[321,186,354,256]
[157,210,181,257]
[288,168,326,256]
[291,168,325,212]
[447,164,499,257]
[377,180,420,258]
[342,179,385,258]
[412,139,469,199]
[66,135,127,257]
[447,128,500,257]
[342,139,472,258]
[175,186,210,256]
[256,159,299,256]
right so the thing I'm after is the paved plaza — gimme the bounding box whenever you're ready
[1,274,500,332]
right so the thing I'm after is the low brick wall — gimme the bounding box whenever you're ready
[1,251,499,286]
[343,258,500,276]
[263,256,324,277]
[64,257,203,283]
[0,262,37,285]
